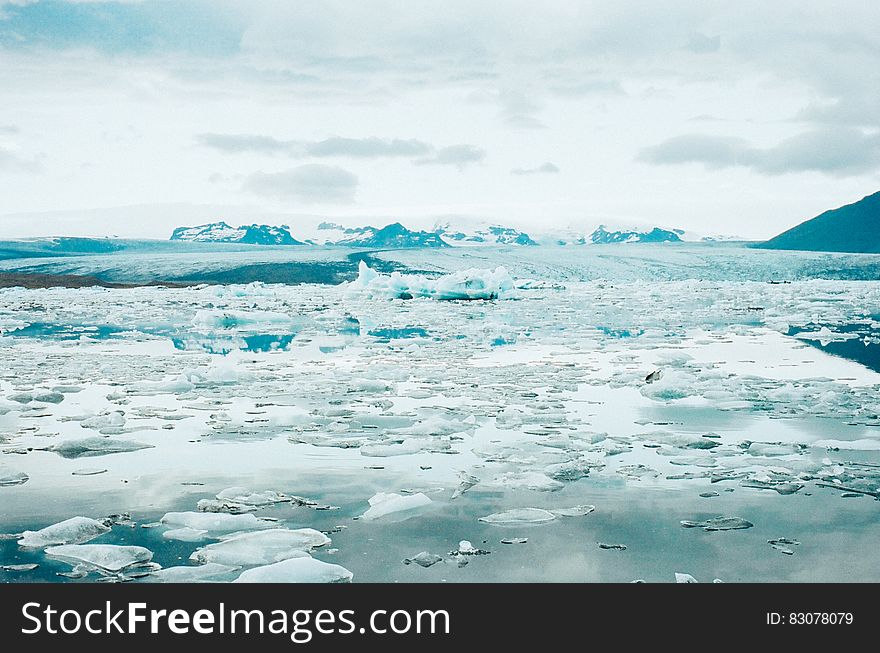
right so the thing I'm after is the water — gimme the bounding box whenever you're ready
[2,245,880,583]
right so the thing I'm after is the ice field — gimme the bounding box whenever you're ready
[2,244,880,582]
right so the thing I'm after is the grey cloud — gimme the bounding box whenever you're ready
[0,145,42,173]
[685,32,721,53]
[414,144,486,169]
[196,133,292,154]
[198,134,434,159]
[304,137,432,157]
[639,127,880,177]
[511,162,560,175]
[243,164,358,203]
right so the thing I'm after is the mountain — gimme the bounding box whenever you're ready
[589,225,683,244]
[170,221,305,245]
[758,191,880,253]
[334,222,449,248]
[435,224,537,246]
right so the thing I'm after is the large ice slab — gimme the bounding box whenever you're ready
[18,517,111,548]
[190,529,331,566]
[349,261,514,300]
[233,556,353,583]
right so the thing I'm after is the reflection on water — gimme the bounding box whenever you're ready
[789,321,880,373]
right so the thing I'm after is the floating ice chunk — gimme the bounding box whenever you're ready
[598,543,627,550]
[479,508,557,525]
[675,573,698,583]
[160,511,275,533]
[0,465,28,487]
[680,517,754,531]
[50,437,153,459]
[19,517,111,548]
[492,472,564,492]
[190,529,331,566]
[451,472,479,499]
[1,563,38,572]
[203,352,253,384]
[142,563,238,583]
[814,438,880,451]
[404,552,444,568]
[361,492,432,521]
[81,411,126,430]
[795,326,858,346]
[501,538,528,545]
[33,391,65,404]
[450,540,489,556]
[45,544,153,572]
[360,438,451,457]
[349,261,515,301]
[233,556,353,583]
[72,468,108,476]
[549,505,595,517]
[768,538,800,555]
[215,487,287,506]
[163,527,210,542]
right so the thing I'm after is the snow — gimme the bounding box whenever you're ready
[361,492,432,521]
[349,261,514,300]
[233,556,353,583]
[18,516,111,548]
[190,529,331,566]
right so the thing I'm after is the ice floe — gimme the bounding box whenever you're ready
[190,529,331,566]
[361,492,432,521]
[18,517,111,548]
[349,261,515,301]
[45,544,153,573]
[233,556,353,583]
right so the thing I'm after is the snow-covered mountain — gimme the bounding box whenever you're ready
[434,224,538,246]
[331,222,449,248]
[170,221,305,245]
[588,225,683,244]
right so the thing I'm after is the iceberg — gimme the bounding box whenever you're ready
[233,556,353,583]
[348,261,515,300]
[361,492,432,521]
[18,517,111,548]
[190,529,331,566]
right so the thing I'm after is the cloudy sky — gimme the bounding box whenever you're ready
[1,0,878,239]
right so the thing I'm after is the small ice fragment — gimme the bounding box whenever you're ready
[450,540,489,556]
[233,557,353,583]
[675,573,698,583]
[141,563,238,583]
[598,543,627,550]
[50,437,153,459]
[18,516,111,548]
[550,505,595,517]
[699,492,719,498]
[451,472,479,499]
[190,529,331,566]
[72,468,108,476]
[768,537,800,555]
[0,466,28,487]
[45,544,153,573]
[215,487,286,506]
[501,538,528,545]
[680,517,754,531]
[479,508,557,525]
[645,370,662,384]
[404,552,444,568]
[2,563,38,572]
[361,492,432,521]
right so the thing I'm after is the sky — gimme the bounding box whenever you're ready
[0,0,879,240]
